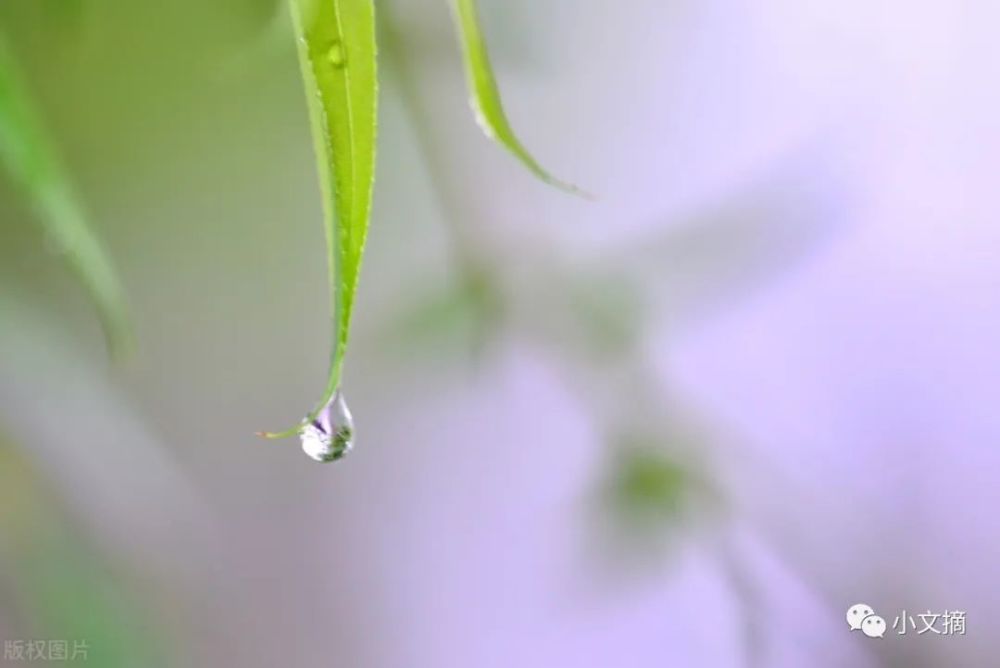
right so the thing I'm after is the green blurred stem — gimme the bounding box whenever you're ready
[0,35,133,360]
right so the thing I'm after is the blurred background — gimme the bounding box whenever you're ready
[1,0,998,666]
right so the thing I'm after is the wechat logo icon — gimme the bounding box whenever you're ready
[847,603,885,638]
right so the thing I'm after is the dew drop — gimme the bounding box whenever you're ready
[300,391,354,463]
[327,41,346,69]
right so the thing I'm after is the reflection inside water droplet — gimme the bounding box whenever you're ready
[327,41,346,68]
[300,392,354,463]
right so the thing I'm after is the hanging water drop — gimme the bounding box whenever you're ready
[300,391,354,462]
[327,41,346,69]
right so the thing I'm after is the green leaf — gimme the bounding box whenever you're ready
[381,269,503,365]
[0,35,132,359]
[450,0,586,196]
[609,448,688,523]
[260,0,377,439]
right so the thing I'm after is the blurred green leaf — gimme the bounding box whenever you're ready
[609,448,689,524]
[262,0,378,438]
[383,269,503,365]
[591,443,697,563]
[601,421,722,534]
[564,271,645,358]
[450,0,585,196]
[0,35,132,359]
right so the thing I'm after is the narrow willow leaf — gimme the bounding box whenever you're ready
[450,0,586,196]
[260,0,377,439]
[0,36,132,358]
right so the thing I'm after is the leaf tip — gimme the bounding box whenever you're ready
[547,177,596,201]
[256,430,286,440]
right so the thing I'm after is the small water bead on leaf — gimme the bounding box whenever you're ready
[327,41,346,69]
[300,392,354,463]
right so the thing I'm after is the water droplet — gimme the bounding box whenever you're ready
[327,41,346,68]
[300,392,354,463]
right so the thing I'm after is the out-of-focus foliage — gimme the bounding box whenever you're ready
[0,34,131,358]
[385,268,504,363]
[0,439,165,667]
[608,448,689,525]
